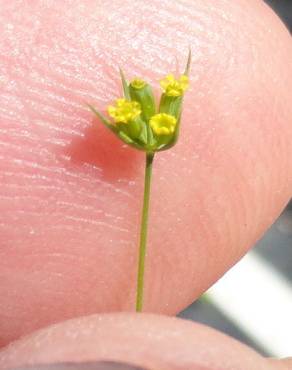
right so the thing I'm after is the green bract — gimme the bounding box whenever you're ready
[87,50,191,153]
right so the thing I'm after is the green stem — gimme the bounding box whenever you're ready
[136,151,155,312]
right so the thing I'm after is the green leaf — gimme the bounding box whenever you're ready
[119,67,130,100]
[146,122,155,148]
[117,131,146,151]
[86,104,118,133]
[139,125,147,145]
[87,104,147,151]
[118,130,134,144]
[136,116,148,145]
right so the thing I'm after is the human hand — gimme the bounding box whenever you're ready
[0,0,291,369]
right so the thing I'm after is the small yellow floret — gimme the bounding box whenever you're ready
[149,113,177,136]
[160,74,189,97]
[107,99,141,123]
[130,78,146,89]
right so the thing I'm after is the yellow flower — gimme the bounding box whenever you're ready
[149,113,177,136]
[130,78,146,89]
[108,99,141,123]
[160,74,189,97]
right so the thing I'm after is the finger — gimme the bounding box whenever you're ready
[0,313,286,370]
[1,0,292,345]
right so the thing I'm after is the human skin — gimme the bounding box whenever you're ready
[0,0,292,368]
[0,313,291,370]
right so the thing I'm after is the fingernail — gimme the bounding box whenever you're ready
[10,362,149,370]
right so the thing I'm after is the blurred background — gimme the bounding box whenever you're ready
[179,0,292,358]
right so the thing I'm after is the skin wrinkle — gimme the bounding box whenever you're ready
[9,364,150,370]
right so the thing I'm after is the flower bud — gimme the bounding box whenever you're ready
[129,79,156,123]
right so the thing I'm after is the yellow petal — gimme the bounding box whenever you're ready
[130,78,146,89]
[160,74,189,96]
[149,113,177,136]
[107,99,141,124]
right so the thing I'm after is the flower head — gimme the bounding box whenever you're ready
[149,113,177,136]
[160,74,189,97]
[130,78,147,89]
[88,49,191,152]
[108,98,141,124]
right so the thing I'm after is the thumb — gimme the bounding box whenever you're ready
[1,0,292,346]
[0,313,288,370]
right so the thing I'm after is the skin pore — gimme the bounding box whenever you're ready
[0,0,292,369]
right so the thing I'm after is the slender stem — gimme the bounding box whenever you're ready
[136,151,155,312]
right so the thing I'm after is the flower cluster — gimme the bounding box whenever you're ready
[88,51,191,152]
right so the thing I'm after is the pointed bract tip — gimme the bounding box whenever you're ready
[184,47,192,76]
